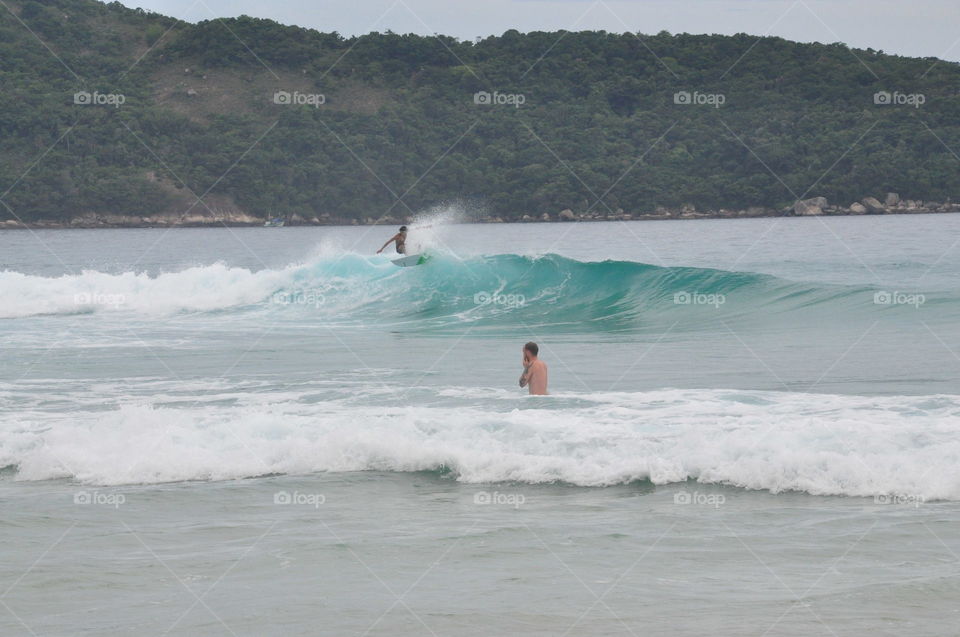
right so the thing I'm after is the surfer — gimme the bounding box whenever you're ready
[377,226,408,255]
[519,342,549,395]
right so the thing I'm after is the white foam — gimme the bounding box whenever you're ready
[3,387,959,500]
[0,254,393,319]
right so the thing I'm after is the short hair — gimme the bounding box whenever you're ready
[524,342,539,356]
[399,225,407,232]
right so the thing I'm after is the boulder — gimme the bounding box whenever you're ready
[885,192,900,207]
[559,209,577,221]
[849,202,868,214]
[861,197,885,213]
[794,198,824,216]
[541,212,550,221]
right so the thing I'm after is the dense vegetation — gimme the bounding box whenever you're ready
[1,0,959,223]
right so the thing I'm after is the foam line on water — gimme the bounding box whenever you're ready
[3,388,959,500]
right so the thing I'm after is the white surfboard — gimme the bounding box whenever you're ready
[391,253,431,267]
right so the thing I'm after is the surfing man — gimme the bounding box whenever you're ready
[377,226,408,255]
[519,342,548,395]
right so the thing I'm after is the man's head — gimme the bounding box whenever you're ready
[524,342,539,358]
[399,225,407,234]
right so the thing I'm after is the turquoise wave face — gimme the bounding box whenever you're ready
[3,252,953,330]
[265,253,955,332]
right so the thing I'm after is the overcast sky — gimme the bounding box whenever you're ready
[116,0,960,63]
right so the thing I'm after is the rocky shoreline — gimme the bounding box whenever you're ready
[1,193,956,229]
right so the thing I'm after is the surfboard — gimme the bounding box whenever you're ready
[391,253,430,267]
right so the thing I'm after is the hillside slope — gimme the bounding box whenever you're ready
[1,0,959,224]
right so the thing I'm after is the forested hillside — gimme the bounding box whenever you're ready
[2,0,959,224]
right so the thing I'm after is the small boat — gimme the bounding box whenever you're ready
[264,217,285,227]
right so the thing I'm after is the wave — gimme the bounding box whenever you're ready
[0,253,950,328]
[3,386,959,500]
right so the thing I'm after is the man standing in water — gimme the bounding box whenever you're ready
[519,342,548,395]
[376,225,408,255]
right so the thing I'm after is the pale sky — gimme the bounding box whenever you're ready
[116,0,960,63]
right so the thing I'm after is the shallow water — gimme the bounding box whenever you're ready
[1,216,959,635]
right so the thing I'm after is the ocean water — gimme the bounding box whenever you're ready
[1,215,959,636]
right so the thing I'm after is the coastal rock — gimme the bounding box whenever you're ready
[849,202,868,214]
[559,209,577,221]
[885,192,900,207]
[861,197,885,213]
[794,198,825,216]
[541,212,550,221]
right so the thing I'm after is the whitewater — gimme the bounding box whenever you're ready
[4,218,960,637]
[2,218,959,500]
